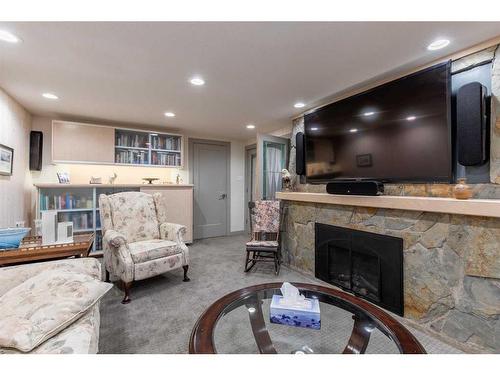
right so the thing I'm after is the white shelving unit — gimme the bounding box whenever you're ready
[37,186,140,253]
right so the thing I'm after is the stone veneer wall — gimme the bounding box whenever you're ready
[282,46,500,352]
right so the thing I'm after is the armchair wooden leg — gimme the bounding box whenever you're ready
[105,269,110,282]
[122,281,132,304]
[183,265,190,282]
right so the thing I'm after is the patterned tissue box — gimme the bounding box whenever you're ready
[270,294,321,330]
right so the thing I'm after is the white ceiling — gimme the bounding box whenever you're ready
[1,22,500,140]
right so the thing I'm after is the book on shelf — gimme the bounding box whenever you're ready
[40,193,91,210]
[115,132,147,148]
[151,135,181,151]
[151,151,181,166]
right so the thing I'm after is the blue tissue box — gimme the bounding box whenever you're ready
[270,294,321,330]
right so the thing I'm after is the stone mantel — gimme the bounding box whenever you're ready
[276,192,500,219]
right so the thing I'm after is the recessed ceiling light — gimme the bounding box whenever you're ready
[363,111,375,117]
[294,102,305,108]
[248,307,256,313]
[246,124,256,129]
[310,127,318,131]
[406,116,416,121]
[190,77,205,86]
[164,112,175,117]
[0,30,21,44]
[349,128,358,133]
[427,39,450,51]
[42,93,59,100]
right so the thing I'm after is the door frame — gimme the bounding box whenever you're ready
[244,144,257,232]
[188,138,231,238]
[256,133,290,200]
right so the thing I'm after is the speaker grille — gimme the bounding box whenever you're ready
[456,82,487,166]
[295,132,305,175]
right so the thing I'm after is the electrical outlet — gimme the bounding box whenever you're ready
[15,221,25,228]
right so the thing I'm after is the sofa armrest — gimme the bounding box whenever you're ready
[159,222,187,243]
[102,230,134,283]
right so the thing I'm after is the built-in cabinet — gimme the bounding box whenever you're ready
[35,184,194,253]
[52,121,183,167]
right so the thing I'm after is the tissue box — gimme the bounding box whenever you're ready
[270,294,321,330]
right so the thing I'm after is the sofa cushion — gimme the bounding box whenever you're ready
[0,269,112,352]
[108,192,160,243]
[0,258,101,298]
[128,239,181,263]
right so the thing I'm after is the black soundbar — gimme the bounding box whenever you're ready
[326,181,384,196]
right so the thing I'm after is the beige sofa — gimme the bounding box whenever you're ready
[0,258,103,354]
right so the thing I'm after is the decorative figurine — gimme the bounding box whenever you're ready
[108,172,117,185]
[281,169,292,191]
[453,178,473,200]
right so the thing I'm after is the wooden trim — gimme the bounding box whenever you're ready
[293,36,500,120]
[276,192,500,218]
[189,282,425,354]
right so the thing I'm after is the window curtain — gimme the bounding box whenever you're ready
[264,142,283,200]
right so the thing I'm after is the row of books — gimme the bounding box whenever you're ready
[151,152,181,166]
[115,132,148,148]
[58,212,94,231]
[115,150,149,164]
[40,194,93,211]
[150,136,181,151]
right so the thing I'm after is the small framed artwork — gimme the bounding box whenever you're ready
[0,144,14,176]
[57,172,70,184]
[356,153,372,167]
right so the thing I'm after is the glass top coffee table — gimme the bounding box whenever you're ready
[189,282,425,354]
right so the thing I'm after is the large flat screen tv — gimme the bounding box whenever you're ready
[305,61,452,183]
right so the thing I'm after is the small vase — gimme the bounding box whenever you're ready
[453,178,473,200]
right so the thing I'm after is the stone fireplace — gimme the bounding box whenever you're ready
[280,199,500,353]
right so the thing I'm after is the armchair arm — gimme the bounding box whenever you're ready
[102,229,134,283]
[159,222,187,243]
[103,229,128,248]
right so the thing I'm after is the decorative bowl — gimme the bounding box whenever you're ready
[0,228,31,250]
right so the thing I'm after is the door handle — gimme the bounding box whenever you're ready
[218,193,227,200]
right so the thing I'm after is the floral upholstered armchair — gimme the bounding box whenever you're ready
[99,192,190,304]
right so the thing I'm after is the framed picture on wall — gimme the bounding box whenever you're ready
[0,144,14,176]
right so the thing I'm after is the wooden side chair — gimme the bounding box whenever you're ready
[245,200,281,275]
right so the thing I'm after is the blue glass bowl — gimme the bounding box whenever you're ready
[0,228,31,250]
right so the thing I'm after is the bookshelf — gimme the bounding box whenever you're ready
[37,186,140,253]
[114,129,182,167]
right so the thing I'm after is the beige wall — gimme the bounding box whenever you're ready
[30,116,246,232]
[0,88,32,227]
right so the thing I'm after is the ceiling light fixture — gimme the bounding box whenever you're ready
[427,39,450,51]
[0,30,21,44]
[363,111,375,117]
[164,112,175,117]
[294,102,305,108]
[310,127,318,131]
[190,77,205,86]
[406,116,416,121]
[42,93,59,100]
[246,124,256,129]
[349,128,358,133]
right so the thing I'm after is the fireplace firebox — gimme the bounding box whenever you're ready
[315,223,404,316]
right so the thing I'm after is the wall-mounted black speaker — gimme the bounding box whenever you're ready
[29,131,43,171]
[456,82,488,166]
[326,181,384,196]
[296,132,305,175]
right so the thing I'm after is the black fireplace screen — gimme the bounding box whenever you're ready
[316,223,403,316]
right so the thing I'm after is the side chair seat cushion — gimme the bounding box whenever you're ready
[128,239,182,264]
[246,240,279,248]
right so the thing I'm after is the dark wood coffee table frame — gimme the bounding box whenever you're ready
[189,282,426,354]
